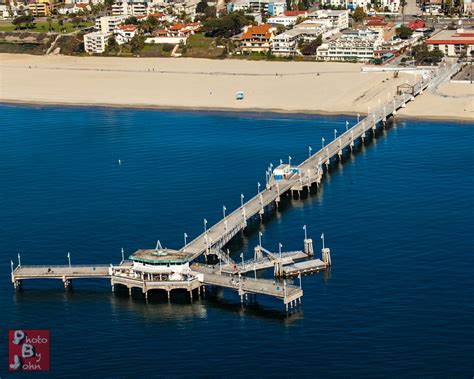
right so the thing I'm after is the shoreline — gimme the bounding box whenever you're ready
[1,99,472,123]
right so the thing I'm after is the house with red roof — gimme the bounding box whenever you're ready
[113,24,138,45]
[239,24,277,53]
[408,19,425,31]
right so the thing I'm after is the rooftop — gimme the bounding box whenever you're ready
[130,249,193,264]
[426,29,474,44]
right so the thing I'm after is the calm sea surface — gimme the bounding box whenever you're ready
[0,104,473,378]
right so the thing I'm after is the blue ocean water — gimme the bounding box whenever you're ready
[0,104,473,378]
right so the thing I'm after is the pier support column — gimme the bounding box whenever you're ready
[203,285,206,296]
[129,287,132,296]
[189,289,193,303]
[167,290,171,302]
[322,248,332,266]
[304,239,314,256]
[63,278,71,290]
[144,291,148,302]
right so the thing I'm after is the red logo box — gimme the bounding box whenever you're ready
[8,330,50,372]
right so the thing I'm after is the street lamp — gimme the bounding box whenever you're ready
[321,232,325,250]
[346,121,349,131]
[223,205,226,220]
[303,224,307,241]
[308,146,312,158]
[288,155,292,167]
[203,218,207,234]
[334,129,337,140]
[321,136,325,148]
[18,253,21,267]
[67,252,71,267]
[279,242,282,259]
[240,193,244,207]
[257,182,261,193]
[259,231,263,247]
[121,247,125,262]
[184,233,188,249]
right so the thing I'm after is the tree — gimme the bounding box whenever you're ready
[196,0,208,13]
[411,43,444,65]
[352,6,366,23]
[71,16,82,28]
[300,34,323,56]
[130,34,144,55]
[107,35,118,52]
[12,14,35,30]
[203,11,253,38]
[124,16,139,25]
[396,25,413,39]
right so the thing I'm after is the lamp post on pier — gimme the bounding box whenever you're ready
[321,232,325,250]
[183,233,188,250]
[322,137,325,148]
[240,193,244,207]
[279,243,282,259]
[121,247,125,262]
[259,231,263,247]
[288,155,292,167]
[203,218,208,234]
[357,113,360,123]
[257,182,261,193]
[346,121,349,131]
[303,224,307,241]
[334,129,337,140]
[67,252,71,268]
[308,146,312,158]
[18,253,21,267]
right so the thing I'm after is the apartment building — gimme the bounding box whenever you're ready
[84,31,111,53]
[95,15,128,33]
[112,0,148,16]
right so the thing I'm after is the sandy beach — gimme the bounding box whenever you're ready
[0,54,472,120]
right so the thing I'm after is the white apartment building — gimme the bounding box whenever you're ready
[95,15,127,33]
[307,10,349,31]
[231,0,269,13]
[317,28,381,61]
[381,0,400,12]
[84,32,111,54]
[112,0,148,16]
[272,26,325,56]
[271,30,298,56]
[267,15,299,27]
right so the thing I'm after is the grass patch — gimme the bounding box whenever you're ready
[0,21,93,33]
[182,33,226,59]
[140,43,173,57]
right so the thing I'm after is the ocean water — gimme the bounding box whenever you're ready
[0,104,473,378]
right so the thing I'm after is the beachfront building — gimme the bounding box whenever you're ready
[84,31,111,54]
[229,0,269,12]
[95,15,128,33]
[307,10,349,32]
[426,29,474,57]
[317,28,382,61]
[112,0,148,16]
[238,24,277,54]
[114,24,138,44]
[271,30,298,56]
[145,22,201,44]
